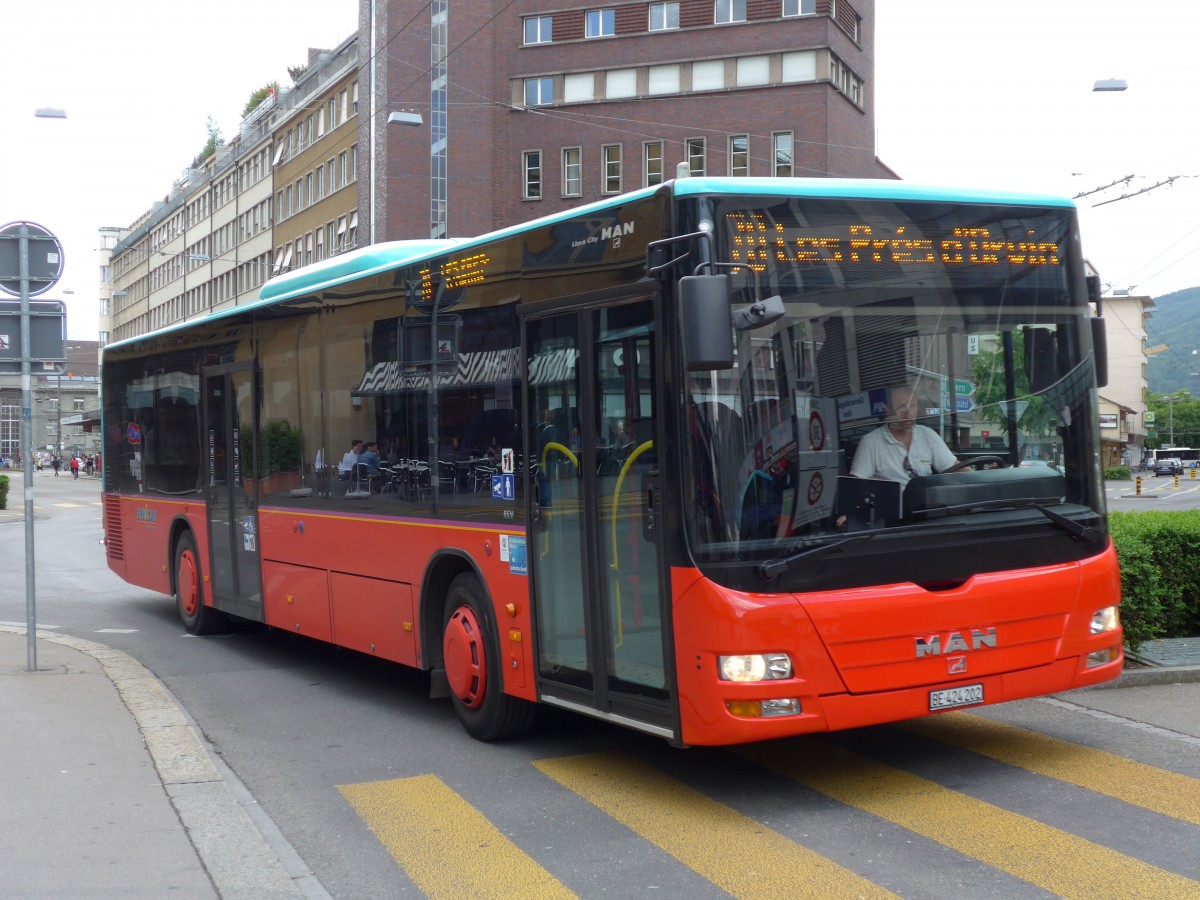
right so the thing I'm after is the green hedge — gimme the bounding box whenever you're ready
[1110,509,1200,650]
[0,474,7,510]
[1104,466,1130,481]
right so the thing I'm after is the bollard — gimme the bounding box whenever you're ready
[1192,468,1196,480]
[1175,473,1180,489]
[1136,476,1142,495]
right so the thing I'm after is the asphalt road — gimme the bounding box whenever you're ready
[3,471,1199,898]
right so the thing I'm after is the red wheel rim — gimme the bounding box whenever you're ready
[178,549,199,618]
[443,605,487,709]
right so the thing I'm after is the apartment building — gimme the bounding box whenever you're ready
[107,38,359,343]
[365,0,888,243]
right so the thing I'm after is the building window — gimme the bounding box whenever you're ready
[737,56,770,86]
[686,137,706,177]
[586,8,615,37]
[830,57,864,106]
[643,141,664,187]
[563,147,582,197]
[783,0,815,15]
[782,50,817,82]
[728,134,749,176]
[564,72,595,103]
[772,132,793,177]
[648,64,680,95]
[649,2,679,30]
[602,144,622,194]
[524,76,553,106]
[524,15,552,44]
[606,69,637,99]
[715,0,746,24]
[692,59,725,91]
[523,150,542,200]
[339,150,349,187]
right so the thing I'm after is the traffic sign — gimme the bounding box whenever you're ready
[951,379,975,396]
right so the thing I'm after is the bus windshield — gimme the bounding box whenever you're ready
[682,195,1104,590]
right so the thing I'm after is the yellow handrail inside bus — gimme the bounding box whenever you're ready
[609,440,653,648]
[538,441,579,560]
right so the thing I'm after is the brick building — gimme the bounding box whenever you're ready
[364,0,890,243]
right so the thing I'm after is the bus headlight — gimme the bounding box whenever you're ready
[1091,606,1120,634]
[718,653,793,682]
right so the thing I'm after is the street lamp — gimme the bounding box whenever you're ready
[1164,392,1189,446]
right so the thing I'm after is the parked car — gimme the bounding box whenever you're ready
[1154,458,1182,476]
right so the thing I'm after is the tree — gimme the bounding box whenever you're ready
[242,82,280,117]
[1146,392,1200,448]
[191,116,222,168]
[969,332,1059,441]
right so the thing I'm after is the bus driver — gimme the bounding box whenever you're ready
[850,384,958,488]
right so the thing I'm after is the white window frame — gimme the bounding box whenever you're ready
[772,131,793,177]
[602,144,622,194]
[649,1,679,30]
[782,0,815,16]
[686,137,706,177]
[523,150,543,200]
[562,147,582,197]
[643,141,664,187]
[728,134,749,177]
[586,8,615,38]
[524,76,553,107]
[524,15,552,44]
[715,0,746,24]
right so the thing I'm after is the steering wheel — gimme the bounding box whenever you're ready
[942,455,1007,473]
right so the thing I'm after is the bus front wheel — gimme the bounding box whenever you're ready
[441,573,535,741]
[175,532,228,636]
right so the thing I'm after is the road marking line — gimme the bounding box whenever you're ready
[534,751,896,899]
[740,740,1199,899]
[339,774,574,900]
[903,711,1200,825]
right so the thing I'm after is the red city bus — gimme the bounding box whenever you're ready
[101,178,1123,746]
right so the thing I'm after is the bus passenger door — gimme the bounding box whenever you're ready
[203,363,264,621]
[526,299,675,740]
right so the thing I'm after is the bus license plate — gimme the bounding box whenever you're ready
[929,683,984,711]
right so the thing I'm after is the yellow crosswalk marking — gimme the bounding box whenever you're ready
[904,712,1200,826]
[339,774,575,900]
[534,751,896,899]
[741,741,1200,900]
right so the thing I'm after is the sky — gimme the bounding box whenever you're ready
[3,0,1197,340]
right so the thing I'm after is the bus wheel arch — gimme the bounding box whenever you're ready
[424,556,535,741]
[172,526,228,635]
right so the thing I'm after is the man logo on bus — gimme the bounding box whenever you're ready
[915,627,997,658]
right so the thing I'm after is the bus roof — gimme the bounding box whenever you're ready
[108,177,1077,350]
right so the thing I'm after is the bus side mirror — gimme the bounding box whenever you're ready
[1023,327,1059,393]
[1091,317,1108,388]
[680,274,734,371]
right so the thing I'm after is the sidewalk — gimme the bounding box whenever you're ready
[0,627,326,899]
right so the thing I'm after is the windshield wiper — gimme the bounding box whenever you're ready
[913,497,1101,544]
[756,533,876,580]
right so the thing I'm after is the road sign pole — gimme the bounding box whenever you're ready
[17,226,38,672]
[2,219,65,673]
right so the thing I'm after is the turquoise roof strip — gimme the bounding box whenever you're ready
[107,177,1077,350]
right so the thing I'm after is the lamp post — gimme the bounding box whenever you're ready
[1164,392,1188,446]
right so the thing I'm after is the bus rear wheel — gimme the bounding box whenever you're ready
[175,532,228,635]
[442,573,535,741]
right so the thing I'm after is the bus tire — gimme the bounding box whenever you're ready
[442,572,535,741]
[175,531,228,636]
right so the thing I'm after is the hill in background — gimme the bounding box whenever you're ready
[1144,286,1200,395]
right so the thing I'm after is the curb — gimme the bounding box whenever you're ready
[1079,662,1200,690]
[2,626,330,900]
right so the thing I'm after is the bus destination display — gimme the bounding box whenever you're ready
[723,211,1064,272]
